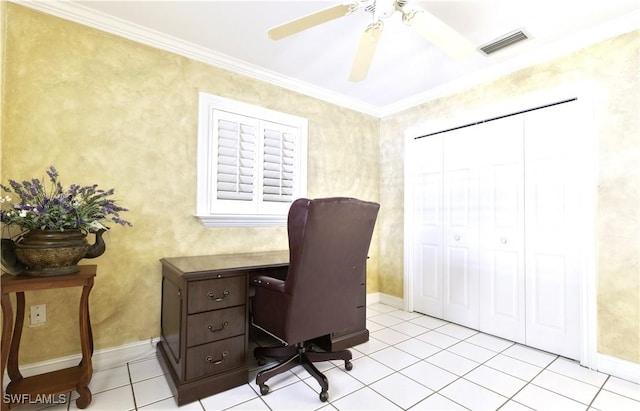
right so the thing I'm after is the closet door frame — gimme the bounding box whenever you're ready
[403,86,597,368]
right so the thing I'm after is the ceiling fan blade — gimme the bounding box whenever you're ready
[404,8,475,59]
[268,3,354,40]
[349,22,383,82]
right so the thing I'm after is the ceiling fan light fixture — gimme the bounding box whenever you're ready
[373,0,397,20]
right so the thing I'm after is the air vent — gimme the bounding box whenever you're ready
[479,30,528,55]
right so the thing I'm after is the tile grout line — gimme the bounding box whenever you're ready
[446,336,606,409]
[425,332,512,409]
[495,354,558,410]
[126,361,138,411]
[526,357,613,408]
[353,353,430,411]
[370,314,501,408]
[366,320,495,410]
[368,313,588,411]
[587,375,611,410]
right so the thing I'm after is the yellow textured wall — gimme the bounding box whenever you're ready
[0,1,5,169]
[1,4,380,364]
[380,31,640,363]
[3,3,638,368]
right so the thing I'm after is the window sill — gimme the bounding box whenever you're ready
[196,214,287,227]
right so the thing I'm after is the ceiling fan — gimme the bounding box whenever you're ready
[267,0,476,82]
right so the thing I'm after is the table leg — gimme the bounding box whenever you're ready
[7,292,25,381]
[1,292,13,411]
[75,280,94,409]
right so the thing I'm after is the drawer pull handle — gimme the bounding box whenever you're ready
[207,290,230,302]
[207,321,229,333]
[206,351,228,365]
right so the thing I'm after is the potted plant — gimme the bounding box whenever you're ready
[0,166,131,276]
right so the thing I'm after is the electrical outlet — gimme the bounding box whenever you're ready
[30,304,46,326]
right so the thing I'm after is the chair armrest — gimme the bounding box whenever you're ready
[252,275,285,293]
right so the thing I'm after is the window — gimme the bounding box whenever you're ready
[196,93,308,227]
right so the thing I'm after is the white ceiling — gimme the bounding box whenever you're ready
[17,0,640,116]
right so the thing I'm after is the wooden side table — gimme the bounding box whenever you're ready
[1,265,96,410]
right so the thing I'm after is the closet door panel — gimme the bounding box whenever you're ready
[412,135,444,316]
[524,101,582,360]
[477,117,526,343]
[443,128,480,329]
[487,251,521,314]
[530,254,568,329]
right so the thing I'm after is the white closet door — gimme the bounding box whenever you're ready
[443,127,480,329]
[524,101,583,360]
[477,117,526,343]
[412,135,444,317]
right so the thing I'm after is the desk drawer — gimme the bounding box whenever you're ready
[187,305,245,347]
[185,335,245,380]
[187,276,246,314]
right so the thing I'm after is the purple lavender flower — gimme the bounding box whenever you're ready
[46,166,58,180]
[0,166,132,232]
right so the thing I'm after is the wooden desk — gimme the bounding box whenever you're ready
[1,265,96,411]
[157,251,368,405]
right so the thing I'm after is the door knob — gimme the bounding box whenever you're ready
[501,237,508,244]
[454,235,460,241]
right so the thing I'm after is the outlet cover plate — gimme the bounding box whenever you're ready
[30,304,46,326]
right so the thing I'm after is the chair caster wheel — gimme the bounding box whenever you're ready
[260,384,269,395]
[319,390,329,402]
[345,360,353,371]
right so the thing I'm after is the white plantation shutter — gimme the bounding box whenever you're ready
[262,124,297,203]
[216,117,256,201]
[197,93,307,226]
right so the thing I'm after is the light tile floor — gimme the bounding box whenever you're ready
[16,304,640,410]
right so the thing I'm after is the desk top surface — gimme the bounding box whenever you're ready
[160,250,289,275]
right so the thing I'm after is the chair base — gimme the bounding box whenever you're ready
[254,343,353,402]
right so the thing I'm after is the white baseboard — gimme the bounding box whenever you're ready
[366,292,404,309]
[377,293,404,309]
[366,292,380,305]
[4,338,159,382]
[596,353,640,384]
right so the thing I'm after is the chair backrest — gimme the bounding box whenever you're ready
[283,197,379,344]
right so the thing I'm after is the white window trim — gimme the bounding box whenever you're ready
[196,92,308,227]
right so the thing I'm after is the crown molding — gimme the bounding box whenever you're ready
[11,0,383,117]
[10,1,640,119]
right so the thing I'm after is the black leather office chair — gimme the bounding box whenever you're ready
[251,197,379,402]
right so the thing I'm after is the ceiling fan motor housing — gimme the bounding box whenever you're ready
[377,0,396,18]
